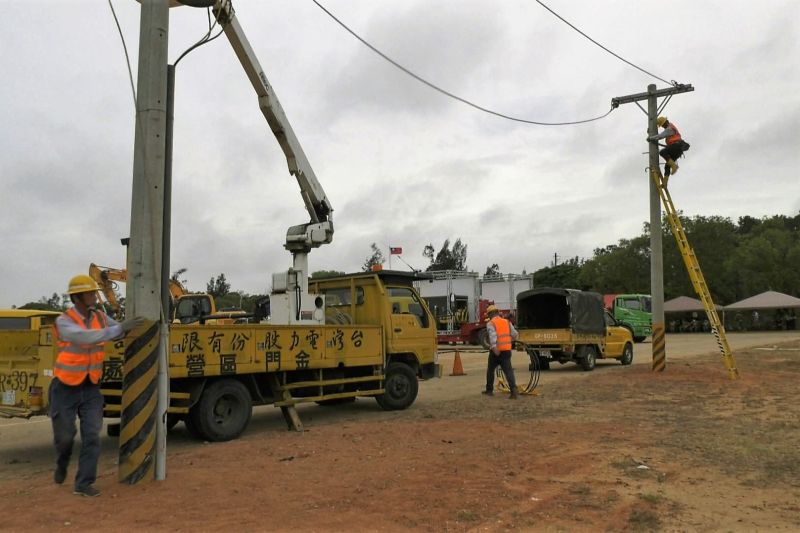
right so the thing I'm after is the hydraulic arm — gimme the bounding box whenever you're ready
[211,0,333,323]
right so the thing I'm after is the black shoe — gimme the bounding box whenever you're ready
[509,392,519,400]
[73,485,101,497]
[481,390,494,396]
[54,466,67,485]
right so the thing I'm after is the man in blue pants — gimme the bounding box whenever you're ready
[51,274,143,497]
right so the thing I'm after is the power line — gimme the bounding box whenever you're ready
[175,7,225,67]
[312,0,615,126]
[533,0,676,87]
[107,0,137,108]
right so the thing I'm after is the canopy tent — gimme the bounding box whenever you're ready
[664,296,722,313]
[724,291,800,310]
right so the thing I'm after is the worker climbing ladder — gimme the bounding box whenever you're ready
[651,169,740,380]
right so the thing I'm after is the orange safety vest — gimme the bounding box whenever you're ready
[54,308,107,385]
[489,316,514,352]
[665,122,682,145]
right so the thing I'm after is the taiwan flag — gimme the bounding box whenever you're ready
[389,247,402,255]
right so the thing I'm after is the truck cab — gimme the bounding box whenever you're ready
[309,270,438,379]
[604,293,652,342]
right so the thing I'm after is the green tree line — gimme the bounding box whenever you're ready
[535,213,800,302]
[15,213,799,311]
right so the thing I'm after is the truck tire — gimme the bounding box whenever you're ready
[184,414,203,439]
[633,336,647,343]
[478,328,490,350]
[579,346,597,371]
[376,362,418,411]
[188,378,252,442]
[618,342,634,365]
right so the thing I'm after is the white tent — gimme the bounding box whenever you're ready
[724,291,800,310]
[664,296,723,313]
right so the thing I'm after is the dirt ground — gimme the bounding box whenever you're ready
[2,334,799,532]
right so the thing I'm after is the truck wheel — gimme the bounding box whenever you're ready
[184,414,203,439]
[618,342,634,365]
[478,329,490,350]
[633,336,647,343]
[376,363,419,411]
[189,379,252,442]
[579,346,597,371]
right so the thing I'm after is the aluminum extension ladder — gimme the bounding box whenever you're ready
[652,169,740,380]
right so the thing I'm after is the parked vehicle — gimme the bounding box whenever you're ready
[517,288,634,371]
[604,293,652,342]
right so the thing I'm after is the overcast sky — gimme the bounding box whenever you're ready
[1,0,798,307]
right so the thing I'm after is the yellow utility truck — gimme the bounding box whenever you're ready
[5,2,444,443]
[1,272,440,442]
[0,309,59,418]
[515,288,634,371]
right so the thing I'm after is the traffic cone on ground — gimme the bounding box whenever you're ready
[450,351,466,376]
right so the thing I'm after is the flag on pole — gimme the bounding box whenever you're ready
[389,247,402,255]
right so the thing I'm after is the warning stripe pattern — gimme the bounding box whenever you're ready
[118,321,159,484]
[651,322,666,372]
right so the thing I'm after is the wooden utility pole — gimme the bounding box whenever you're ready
[611,83,694,372]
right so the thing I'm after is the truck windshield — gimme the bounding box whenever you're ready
[323,287,364,306]
[387,287,429,328]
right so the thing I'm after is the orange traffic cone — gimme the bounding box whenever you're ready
[450,351,466,376]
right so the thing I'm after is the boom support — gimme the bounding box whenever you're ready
[212,1,333,323]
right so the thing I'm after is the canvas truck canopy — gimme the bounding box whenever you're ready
[516,288,606,335]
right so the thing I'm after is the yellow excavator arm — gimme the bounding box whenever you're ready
[88,264,220,323]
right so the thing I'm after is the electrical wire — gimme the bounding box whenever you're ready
[533,0,676,87]
[175,7,225,67]
[107,0,137,107]
[312,0,615,126]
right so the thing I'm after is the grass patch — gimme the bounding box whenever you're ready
[627,508,661,531]
[569,483,591,495]
[639,493,663,504]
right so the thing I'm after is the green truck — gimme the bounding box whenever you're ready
[603,293,652,343]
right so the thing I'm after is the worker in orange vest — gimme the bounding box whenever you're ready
[482,305,519,399]
[50,275,143,497]
[648,116,690,184]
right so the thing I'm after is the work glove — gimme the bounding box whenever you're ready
[120,316,146,332]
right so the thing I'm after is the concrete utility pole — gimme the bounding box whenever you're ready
[125,0,169,482]
[611,83,694,372]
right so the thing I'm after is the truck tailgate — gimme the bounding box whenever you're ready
[0,329,53,417]
[517,328,575,345]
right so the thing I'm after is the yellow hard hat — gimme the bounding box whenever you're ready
[67,274,100,295]
[656,116,668,127]
[485,304,499,316]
